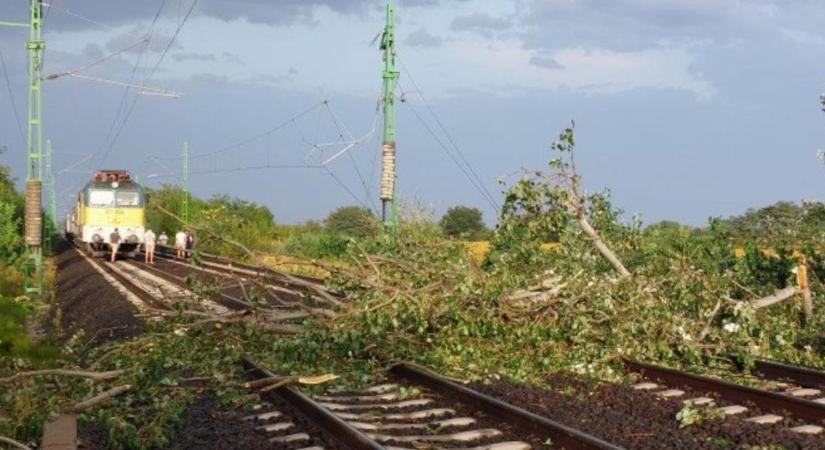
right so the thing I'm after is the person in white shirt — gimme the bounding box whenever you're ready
[144,229,157,264]
[175,230,187,259]
[158,231,169,247]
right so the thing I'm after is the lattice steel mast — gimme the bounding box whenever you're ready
[379,2,399,235]
[0,0,47,294]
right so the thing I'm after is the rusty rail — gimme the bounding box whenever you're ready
[240,356,383,450]
[625,359,825,423]
[391,362,625,450]
[754,359,825,390]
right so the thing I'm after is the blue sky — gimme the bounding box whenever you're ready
[0,0,824,225]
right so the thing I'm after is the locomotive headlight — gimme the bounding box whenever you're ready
[111,181,119,188]
[92,234,103,243]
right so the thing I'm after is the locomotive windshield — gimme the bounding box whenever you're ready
[88,190,115,207]
[116,191,141,207]
[85,186,144,207]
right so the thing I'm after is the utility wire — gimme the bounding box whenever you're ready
[398,57,499,209]
[400,91,499,211]
[100,0,198,167]
[0,50,25,148]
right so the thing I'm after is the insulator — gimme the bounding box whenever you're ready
[380,141,396,201]
[25,180,42,246]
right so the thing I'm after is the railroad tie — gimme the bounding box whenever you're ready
[682,397,713,406]
[717,405,748,415]
[745,414,783,425]
[269,433,311,444]
[336,407,455,422]
[387,443,531,450]
[787,388,822,397]
[315,392,399,402]
[242,410,282,421]
[656,389,685,398]
[258,421,295,433]
[348,417,476,431]
[368,428,503,443]
[319,398,433,411]
[791,424,824,435]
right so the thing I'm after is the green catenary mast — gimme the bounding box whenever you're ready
[181,141,189,223]
[0,1,48,294]
[379,2,400,234]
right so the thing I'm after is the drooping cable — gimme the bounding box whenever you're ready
[398,57,499,209]
[400,89,499,211]
[0,50,25,148]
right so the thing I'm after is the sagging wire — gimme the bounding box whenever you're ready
[0,50,25,148]
[397,56,500,210]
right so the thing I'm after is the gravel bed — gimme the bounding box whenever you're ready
[50,244,143,344]
[472,373,825,449]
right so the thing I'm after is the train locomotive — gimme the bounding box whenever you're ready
[65,170,145,257]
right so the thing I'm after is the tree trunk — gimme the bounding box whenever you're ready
[575,212,631,278]
[750,287,798,309]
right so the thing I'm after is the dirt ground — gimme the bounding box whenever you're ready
[473,373,825,450]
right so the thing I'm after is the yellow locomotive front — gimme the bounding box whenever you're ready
[69,170,145,257]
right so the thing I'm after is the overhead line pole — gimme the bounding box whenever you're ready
[379,1,399,236]
[1,1,47,294]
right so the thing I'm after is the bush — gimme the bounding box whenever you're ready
[285,233,350,259]
[440,206,489,239]
[325,206,380,238]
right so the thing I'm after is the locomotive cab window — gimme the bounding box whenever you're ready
[116,190,142,207]
[88,190,115,207]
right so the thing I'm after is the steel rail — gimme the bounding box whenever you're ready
[124,259,253,310]
[754,359,825,390]
[153,244,326,286]
[624,359,825,422]
[75,246,170,310]
[239,356,383,450]
[390,362,625,450]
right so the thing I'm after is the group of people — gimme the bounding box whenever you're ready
[107,228,195,263]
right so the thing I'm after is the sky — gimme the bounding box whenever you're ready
[0,0,824,226]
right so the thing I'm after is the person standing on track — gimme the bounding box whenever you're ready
[186,231,195,252]
[175,229,187,259]
[144,228,157,264]
[158,230,169,247]
[109,228,121,263]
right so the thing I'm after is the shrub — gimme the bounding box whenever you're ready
[325,206,380,238]
[439,206,489,239]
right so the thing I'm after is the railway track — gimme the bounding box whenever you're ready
[64,245,825,448]
[625,359,825,435]
[242,357,622,450]
[69,244,622,449]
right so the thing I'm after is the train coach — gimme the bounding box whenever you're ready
[65,170,145,257]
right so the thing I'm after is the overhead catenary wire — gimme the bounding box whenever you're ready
[397,56,500,210]
[399,88,499,212]
[0,50,26,148]
[98,0,198,167]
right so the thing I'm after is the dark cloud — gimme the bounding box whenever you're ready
[171,52,217,62]
[529,55,563,70]
[406,28,443,48]
[450,12,512,37]
[43,0,375,30]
